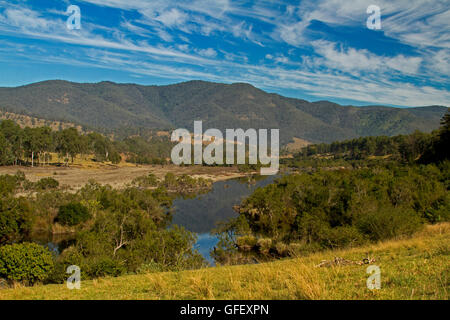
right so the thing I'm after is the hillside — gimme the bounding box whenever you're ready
[0,110,86,133]
[1,223,448,300]
[0,80,447,144]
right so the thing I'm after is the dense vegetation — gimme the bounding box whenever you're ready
[213,111,450,265]
[0,80,446,144]
[131,172,212,196]
[0,171,208,285]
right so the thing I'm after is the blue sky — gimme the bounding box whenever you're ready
[0,0,448,107]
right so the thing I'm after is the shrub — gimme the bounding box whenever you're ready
[0,197,33,244]
[35,177,59,190]
[132,173,159,188]
[84,257,126,278]
[0,172,25,196]
[356,205,423,241]
[256,238,272,255]
[108,151,122,164]
[0,243,54,285]
[56,203,90,226]
[286,242,322,256]
[274,242,289,256]
[320,226,365,249]
[236,236,257,251]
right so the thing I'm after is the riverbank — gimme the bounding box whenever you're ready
[1,223,447,300]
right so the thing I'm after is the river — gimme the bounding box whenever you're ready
[172,174,279,264]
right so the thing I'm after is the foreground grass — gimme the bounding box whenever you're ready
[1,223,448,300]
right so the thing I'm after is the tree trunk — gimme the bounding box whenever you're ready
[31,151,34,167]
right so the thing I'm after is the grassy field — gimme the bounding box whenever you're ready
[0,223,448,300]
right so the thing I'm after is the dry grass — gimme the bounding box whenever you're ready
[0,154,247,192]
[0,223,448,300]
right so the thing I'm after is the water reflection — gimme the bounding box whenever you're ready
[172,174,279,263]
[28,232,76,255]
[172,175,278,233]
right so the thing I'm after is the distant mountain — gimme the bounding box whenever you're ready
[0,80,447,144]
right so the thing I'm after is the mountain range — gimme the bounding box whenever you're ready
[0,80,447,144]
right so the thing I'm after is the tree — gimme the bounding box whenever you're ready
[437,110,450,160]
[23,127,40,167]
[35,126,53,166]
[55,128,81,165]
[57,202,90,226]
[0,132,14,165]
[0,120,23,165]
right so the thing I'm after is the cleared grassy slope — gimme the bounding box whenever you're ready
[0,223,448,300]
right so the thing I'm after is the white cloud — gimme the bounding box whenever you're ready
[426,49,450,75]
[155,8,187,28]
[1,8,51,30]
[196,48,217,58]
[311,40,423,76]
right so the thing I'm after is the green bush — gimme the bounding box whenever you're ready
[0,172,25,196]
[321,226,365,249]
[356,205,423,241]
[0,197,33,244]
[86,257,126,277]
[132,173,159,188]
[56,203,90,226]
[0,243,54,285]
[35,177,59,190]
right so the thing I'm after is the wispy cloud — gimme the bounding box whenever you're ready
[310,40,423,76]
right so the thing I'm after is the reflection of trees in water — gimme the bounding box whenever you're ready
[172,175,279,234]
[27,232,76,255]
[235,174,269,185]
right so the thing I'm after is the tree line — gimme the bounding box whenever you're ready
[0,120,175,167]
[296,110,449,164]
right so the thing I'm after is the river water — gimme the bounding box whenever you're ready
[172,175,279,264]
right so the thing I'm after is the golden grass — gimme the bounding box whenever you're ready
[0,223,448,300]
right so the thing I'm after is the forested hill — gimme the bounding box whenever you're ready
[0,80,447,144]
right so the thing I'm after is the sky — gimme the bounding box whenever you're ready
[0,0,449,107]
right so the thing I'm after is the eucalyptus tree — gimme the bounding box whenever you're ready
[23,127,41,167]
[0,120,23,165]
